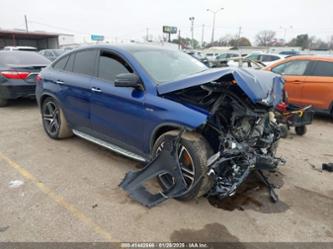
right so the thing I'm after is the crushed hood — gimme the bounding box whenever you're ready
[157,67,284,106]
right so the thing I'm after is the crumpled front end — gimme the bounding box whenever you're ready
[121,69,285,206]
[167,72,284,198]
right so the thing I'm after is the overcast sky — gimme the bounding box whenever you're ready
[1,0,332,44]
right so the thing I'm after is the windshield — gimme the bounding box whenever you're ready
[132,49,207,84]
[217,54,228,59]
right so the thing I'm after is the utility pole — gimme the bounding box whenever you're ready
[236,26,242,48]
[189,17,195,49]
[201,24,205,48]
[207,8,224,43]
[146,28,149,42]
[178,30,181,50]
[24,15,29,32]
[280,25,293,43]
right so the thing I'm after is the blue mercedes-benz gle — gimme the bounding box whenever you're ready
[36,45,284,201]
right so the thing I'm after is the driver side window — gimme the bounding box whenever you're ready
[97,51,133,82]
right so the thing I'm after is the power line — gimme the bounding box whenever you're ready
[28,20,87,35]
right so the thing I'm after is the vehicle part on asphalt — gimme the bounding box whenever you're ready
[279,124,288,138]
[256,170,279,203]
[322,163,333,172]
[275,103,313,137]
[8,180,24,188]
[295,125,307,136]
[120,130,191,208]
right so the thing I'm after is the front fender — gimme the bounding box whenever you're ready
[143,93,208,154]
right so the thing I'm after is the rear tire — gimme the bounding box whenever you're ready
[295,125,307,136]
[0,98,8,107]
[41,97,73,139]
[152,131,213,201]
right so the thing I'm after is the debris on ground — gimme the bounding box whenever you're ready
[0,226,9,233]
[119,131,188,208]
[8,180,24,188]
[304,159,322,172]
[322,163,333,172]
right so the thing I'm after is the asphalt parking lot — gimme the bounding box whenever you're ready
[0,99,332,242]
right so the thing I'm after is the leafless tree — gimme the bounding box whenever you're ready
[255,30,276,47]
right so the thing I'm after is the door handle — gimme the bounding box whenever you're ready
[91,87,102,93]
[290,80,301,83]
[56,80,64,85]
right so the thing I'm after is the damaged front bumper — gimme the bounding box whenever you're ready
[120,131,189,208]
[120,127,285,208]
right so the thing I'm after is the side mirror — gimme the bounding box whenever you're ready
[114,73,143,90]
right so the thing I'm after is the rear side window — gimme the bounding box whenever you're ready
[272,60,309,75]
[97,51,132,82]
[72,50,97,76]
[311,61,333,77]
[53,55,69,70]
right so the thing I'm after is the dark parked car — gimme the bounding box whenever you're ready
[212,52,240,67]
[39,49,66,61]
[0,51,50,106]
[245,53,286,66]
[36,45,284,202]
[279,50,300,56]
[186,51,212,67]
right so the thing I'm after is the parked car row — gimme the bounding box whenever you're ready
[2,46,67,61]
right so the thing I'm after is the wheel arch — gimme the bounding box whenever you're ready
[149,123,195,153]
[39,92,71,126]
[39,92,62,110]
[330,101,333,116]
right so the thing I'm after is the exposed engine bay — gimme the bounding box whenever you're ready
[120,72,285,207]
[170,78,283,199]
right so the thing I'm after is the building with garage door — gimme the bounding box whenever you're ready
[0,29,74,50]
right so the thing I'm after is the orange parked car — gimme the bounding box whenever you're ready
[265,56,333,117]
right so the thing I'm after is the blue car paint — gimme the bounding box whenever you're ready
[36,45,283,159]
[157,67,284,106]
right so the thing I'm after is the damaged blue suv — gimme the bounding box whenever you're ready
[36,45,284,202]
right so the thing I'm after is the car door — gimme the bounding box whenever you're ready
[300,60,333,110]
[271,60,310,105]
[53,49,98,132]
[90,50,146,155]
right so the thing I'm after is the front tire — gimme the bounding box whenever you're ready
[152,131,213,201]
[41,97,73,139]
